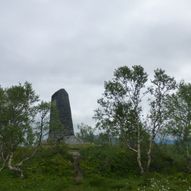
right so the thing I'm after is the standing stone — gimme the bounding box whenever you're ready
[48,89,74,142]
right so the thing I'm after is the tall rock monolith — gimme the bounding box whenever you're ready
[48,89,74,142]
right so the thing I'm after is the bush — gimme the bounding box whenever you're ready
[80,145,138,176]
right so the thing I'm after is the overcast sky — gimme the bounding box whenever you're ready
[1,0,191,129]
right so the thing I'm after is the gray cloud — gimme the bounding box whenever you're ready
[1,0,191,128]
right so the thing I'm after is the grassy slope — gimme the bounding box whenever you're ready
[0,144,191,191]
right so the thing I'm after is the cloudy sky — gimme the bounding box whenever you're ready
[1,0,191,128]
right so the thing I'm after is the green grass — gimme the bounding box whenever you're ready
[0,144,191,191]
[1,171,191,191]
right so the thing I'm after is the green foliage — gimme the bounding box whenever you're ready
[149,144,186,173]
[24,146,72,177]
[0,82,39,151]
[49,100,63,132]
[0,145,191,190]
[80,145,138,176]
[94,65,148,139]
[76,123,95,143]
[0,82,50,176]
[165,82,191,144]
[94,65,180,173]
[147,68,176,137]
[34,101,50,145]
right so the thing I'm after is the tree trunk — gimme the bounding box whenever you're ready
[0,154,9,172]
[8,152,24,178]
[147,136,153,171]
[137,126,144,174]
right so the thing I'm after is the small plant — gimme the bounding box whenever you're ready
[138,178,170,191]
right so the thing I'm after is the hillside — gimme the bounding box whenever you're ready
[0,144,191,191]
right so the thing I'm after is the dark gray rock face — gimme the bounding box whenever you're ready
[48,89,74,142]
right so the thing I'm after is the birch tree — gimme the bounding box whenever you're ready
[94,65,148,174]
[146,69,176,171]
[165,82,191,159]
[0,82,50,177]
